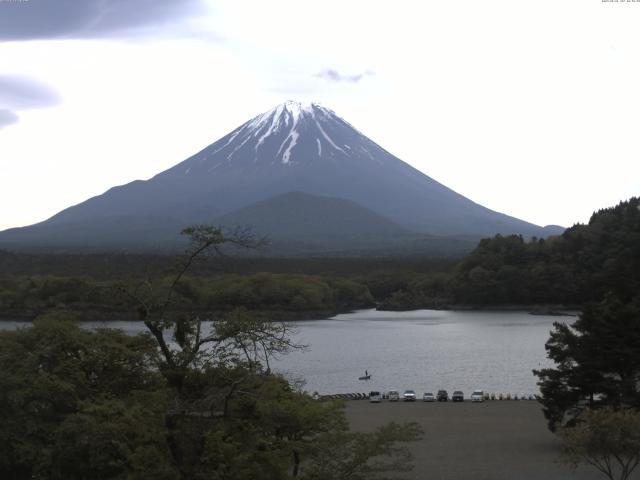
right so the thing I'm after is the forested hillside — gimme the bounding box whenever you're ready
[453,197,639,304]
[0,273,375,321]
[381,197,640,309]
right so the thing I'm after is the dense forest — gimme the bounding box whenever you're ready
[0,273,375,321]
[1,197,638,319]
[381,197,640,310]
[0,253,452,320]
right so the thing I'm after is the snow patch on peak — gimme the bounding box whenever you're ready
[255,108,284,150]
[246,105,282,135]
[315,118,345,154]
[277,106,302,164]
[281,130,299,164]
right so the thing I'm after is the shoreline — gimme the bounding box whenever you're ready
[0,303,581,323]
[376,303,580,316]
[0,307,352,323]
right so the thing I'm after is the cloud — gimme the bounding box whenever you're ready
[0,75,60,110]
[315,69,374,83]
[0,0,206,41]
[0,109,19,129]
[0,75,60,128]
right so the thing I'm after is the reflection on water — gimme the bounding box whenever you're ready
[0,309,572,395]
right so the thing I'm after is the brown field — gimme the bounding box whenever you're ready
[345,400,609,480]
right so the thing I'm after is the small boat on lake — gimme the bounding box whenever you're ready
[358,370,371,381]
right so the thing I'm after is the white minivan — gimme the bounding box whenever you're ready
[388,390,400,401]
[471,390,485,402]
[369,391,382,403]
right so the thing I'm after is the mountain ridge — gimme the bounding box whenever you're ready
[0,101,563,253]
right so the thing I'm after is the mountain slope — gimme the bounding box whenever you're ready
[0,101,563,252]
[0,215,188,252]
[214,191,414,248]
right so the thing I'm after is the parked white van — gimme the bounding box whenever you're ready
[471,390,484,402]
[388,390,400,401]
[369,391,382,403]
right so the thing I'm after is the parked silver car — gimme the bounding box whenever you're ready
[403,389,416,401]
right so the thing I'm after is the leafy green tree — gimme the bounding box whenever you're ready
[559,407,640,480]
[50,394,176,480]
[119,225,422,479]
[300,422,422,480]
[0,313,175,480]
[118,226,272,389]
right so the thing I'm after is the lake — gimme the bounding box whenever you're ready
[0,309,571,395]
[273,309,568,395]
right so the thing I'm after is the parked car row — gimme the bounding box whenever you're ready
[434,389,467,402]
[370,389,486,403]
[369,389,537,402]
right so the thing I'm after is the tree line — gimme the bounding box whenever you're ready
[0,272,375,321]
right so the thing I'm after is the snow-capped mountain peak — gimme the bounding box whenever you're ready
[0,101,563,251]
[247,101,325,133]
[188,100,354,167]
[281,99,317,119]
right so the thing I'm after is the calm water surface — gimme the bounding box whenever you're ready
[1,309,570,395]
[274,309,568,395]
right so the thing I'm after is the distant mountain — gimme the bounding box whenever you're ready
[0,101,563,253]
[216,191,411,241]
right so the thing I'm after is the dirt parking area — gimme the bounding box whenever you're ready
[346,400,610,480]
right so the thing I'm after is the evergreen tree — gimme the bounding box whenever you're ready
[534,294,640,431]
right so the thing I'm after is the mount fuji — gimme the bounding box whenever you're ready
[0,101,562,253]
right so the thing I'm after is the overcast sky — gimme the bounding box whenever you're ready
[1,0,639,232]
